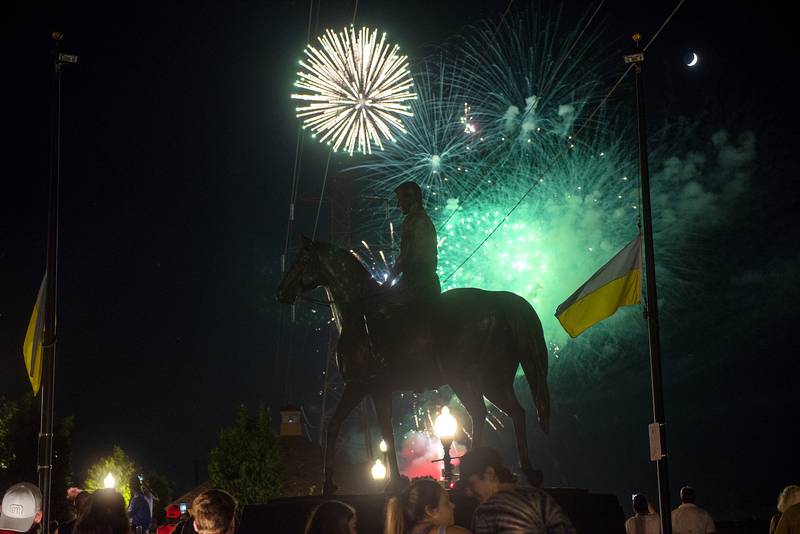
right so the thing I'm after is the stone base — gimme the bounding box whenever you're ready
[548,488,626,534]
[240,488,625,534]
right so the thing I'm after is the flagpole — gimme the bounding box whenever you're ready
[625,34,672,534]
[38,31,77,531]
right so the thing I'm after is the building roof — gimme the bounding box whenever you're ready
[277,435,383,497]
[169,480,213,510]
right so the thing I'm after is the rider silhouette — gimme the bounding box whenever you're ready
[389,181,440,304]
[365,182,440,372]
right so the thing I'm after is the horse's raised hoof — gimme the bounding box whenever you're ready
[384,475,410,496]
[322,479,338,496]
[524,468,544,487]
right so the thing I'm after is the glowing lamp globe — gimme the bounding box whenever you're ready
[379,440,388,453]
[434,406,457,440]
[103,473,116,489]
[371,459,387,480]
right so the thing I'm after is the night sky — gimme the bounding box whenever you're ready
[3,0,798,521]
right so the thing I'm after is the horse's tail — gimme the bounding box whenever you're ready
[514,299,550,434]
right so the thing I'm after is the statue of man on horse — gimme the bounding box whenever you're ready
[388,181,440,304]
[369,181,442,370]
[276,182,550,495]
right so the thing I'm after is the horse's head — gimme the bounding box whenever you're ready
[276,236,328,304]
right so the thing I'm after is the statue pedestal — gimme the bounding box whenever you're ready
[547,488,626,534]
[240,488,626,534]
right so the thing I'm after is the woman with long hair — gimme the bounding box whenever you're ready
[385,479,471,534]
[304,500,357,534]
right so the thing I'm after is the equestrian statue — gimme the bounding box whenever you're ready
[276,182,551,496]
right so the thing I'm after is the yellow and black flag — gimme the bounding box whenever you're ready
[23,274,47,395]
[556,236,642,338]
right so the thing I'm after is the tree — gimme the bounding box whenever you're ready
[142,470,173,508]
[0,396,73,521]
[0,399,15,471]
[208,405,282,505]
[84,446,138,503]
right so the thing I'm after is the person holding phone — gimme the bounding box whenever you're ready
[156,505,182,534]
[128,477,152,534]
[169,503,197,534]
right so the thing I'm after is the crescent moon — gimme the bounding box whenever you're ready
[687,53,699,67]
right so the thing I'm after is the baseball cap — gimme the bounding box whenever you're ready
[165,505,181,519]
[0,483,43,533]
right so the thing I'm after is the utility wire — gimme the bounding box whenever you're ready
[435,0,607,235]
[538,0,606,105]
[312,149,332,240]
[441,0,685,283]
[644,0,684,52]
[281,0,316,264]
[275,0,318,396]
[309,0,360,242]
[497,0,514,28]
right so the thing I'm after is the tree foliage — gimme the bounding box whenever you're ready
[84,446,139,503]
[208,405,282,505]
[142,470,174,507]
[0,395,73,521]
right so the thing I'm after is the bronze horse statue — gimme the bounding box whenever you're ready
[276,237,550,495]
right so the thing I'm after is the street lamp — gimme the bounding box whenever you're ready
[371,459,387,480]
[103,473,115,489]
[434,406,458,485]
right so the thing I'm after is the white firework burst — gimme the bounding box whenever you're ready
[349,55,487,209]
[291,26,418,155]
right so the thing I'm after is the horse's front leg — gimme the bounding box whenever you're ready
[323,382,366,496]
[373,390,407,493]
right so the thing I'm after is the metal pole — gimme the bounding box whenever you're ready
[319,327,335,447]
[38,31,65,532]
[441,438,453,487]
[625,34,672,534]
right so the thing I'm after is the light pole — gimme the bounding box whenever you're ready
[434,406,458,486]
[379,439,388,464]
[625,33,672,534]
[38,32,78,530]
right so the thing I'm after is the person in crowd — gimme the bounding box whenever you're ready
[191,490,236,534]
[65,489,83,518]
[128,479,150,534]
[449,479,479,529]
[775,485,800,534]
[624,494,659,534]
[304,500,358,534]
[385,478,470,534]
[459,447,575,534]
[166,514,194,534]
[55,491,90,534]
[0,483,43,534]
[772,486,800,534]
[138,481,157,534]
[73,489,129,534]
[156,506,181,534]
[671,486,716,534]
